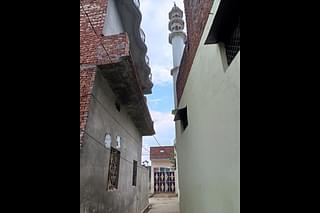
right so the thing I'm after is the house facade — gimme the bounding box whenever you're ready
[173,0,240,212]
[150,146,177,195]
[80,0,154,212]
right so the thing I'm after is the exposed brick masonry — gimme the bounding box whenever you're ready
[80,0,108,64]
[176,0,213,103]
[80,66,97,147]
[150,146,175,160]
[98,33,130,65]
[80,0,108,146]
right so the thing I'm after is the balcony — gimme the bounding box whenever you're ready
[98,33,155,136]
[115,0,153,94]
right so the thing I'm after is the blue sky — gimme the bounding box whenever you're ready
[140,0,185,164]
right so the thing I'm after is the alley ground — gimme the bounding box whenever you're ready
[147,193,180,213]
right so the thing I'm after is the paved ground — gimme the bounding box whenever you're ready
[148,194,180,213]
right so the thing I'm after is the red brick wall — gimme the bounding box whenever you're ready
[150,146,174,160]
[80,66,97,147]
[176,0,213,103]
[80,0,130,64]
[97,33,130,64]
[80,0,108,64]
[80,0,108,146]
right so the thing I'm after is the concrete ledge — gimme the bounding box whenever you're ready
[141,204,152,213]
[152,193,178,198]
[98,56,155,135]
[116,0,153,94]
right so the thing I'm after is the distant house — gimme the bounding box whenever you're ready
[150,146,177,195]
[80,0,154,212]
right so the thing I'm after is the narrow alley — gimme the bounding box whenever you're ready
[80,0,240,212]
[147,194,179,213]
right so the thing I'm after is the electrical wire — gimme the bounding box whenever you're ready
[81,129,147,169]
[80,0,113,63]
[152,135,162,147]
[88,93,150,153]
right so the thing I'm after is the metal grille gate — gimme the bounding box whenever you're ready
[107,147,120,191]
[154,171,175,193]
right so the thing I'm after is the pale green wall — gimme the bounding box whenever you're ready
[175,1,240,212]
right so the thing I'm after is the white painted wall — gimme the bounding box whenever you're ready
[152,159,174,169]
[174,148,180,198]
[175,1,240,212]
[102,0,124,36]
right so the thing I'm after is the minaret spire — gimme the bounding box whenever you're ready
[169,3,186,107]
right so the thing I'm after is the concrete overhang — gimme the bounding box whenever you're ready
[98,56,155,136]
[173,107,187,122]
[170,67,179,76]
[150,158,171,161]
[205,0,240,44]
[115,0,153,94]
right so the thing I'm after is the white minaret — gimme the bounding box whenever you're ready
[169,2,186,200]
[169,3,186,108]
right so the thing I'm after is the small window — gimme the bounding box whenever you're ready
[132,160,137,186]
[160,150,164,153]
[174,106,188,131]
[107,148,121,191]
[204,1,240,65]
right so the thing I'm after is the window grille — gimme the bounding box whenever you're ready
[107,148,121,191]
[132,160,137,186]
[225,19,240,65]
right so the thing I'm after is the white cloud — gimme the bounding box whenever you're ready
[149,98,162,104]
[150,110,175,134]
[150,64,172,86]
[142,110,175,162]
